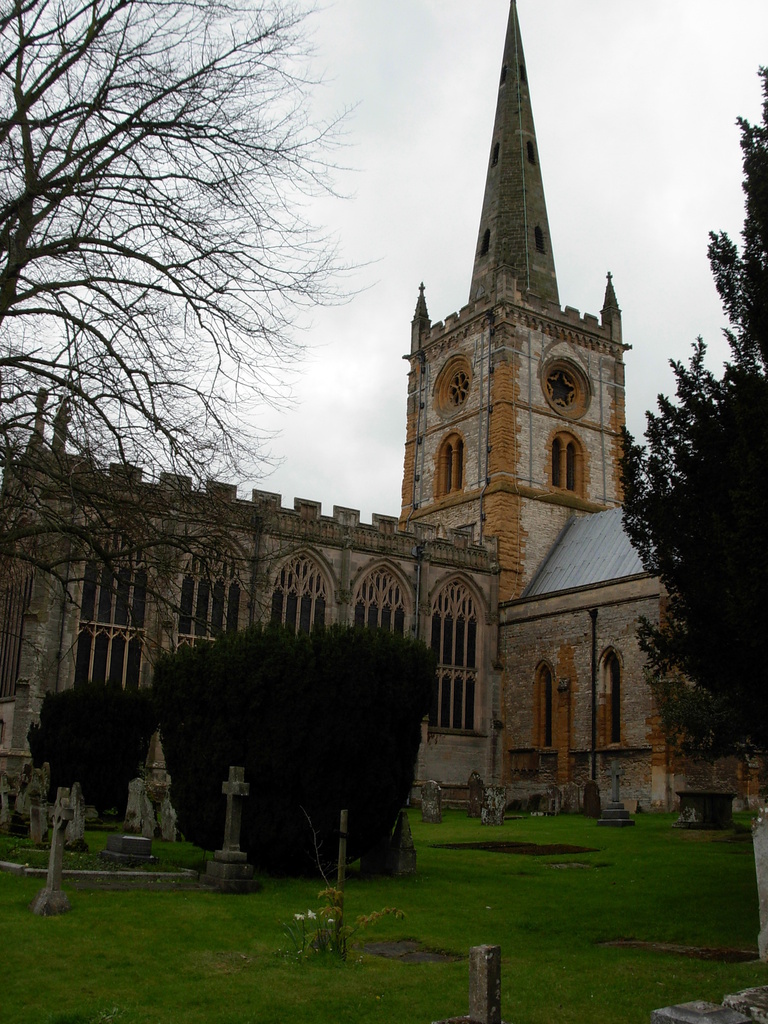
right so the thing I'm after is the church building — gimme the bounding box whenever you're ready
[0,1,755,810]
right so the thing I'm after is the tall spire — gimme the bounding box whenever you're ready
[469,0,559,306]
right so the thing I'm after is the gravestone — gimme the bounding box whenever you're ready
[481,786,506,826]
[160,792,178,842]
[101,835,155,863]
[28,788,48,845]
[752,809,768,960]
[723,986,768,1022]
[597,760,635,828]
[0,772,10,828]
[583,780,601,818]
[432,944,510,1024]
[202,766,260,893]
[124,777,156,838]
[651,1002,750,1024]
[29,787,74,917]
[675,791,735,830]
[561,782,581,814]
[65,782,86,848]
[14,763,32,816]
[388,810,417,875]
[421,780,442,824]
[468,772,484,818]
[545,784,562,815]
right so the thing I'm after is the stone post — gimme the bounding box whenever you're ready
[469,945,502,1024]
[29,787,74,916]
[752,807,768,959]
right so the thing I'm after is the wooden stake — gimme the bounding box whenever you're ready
[336,808,348,940]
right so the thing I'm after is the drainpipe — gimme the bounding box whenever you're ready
[405,350,427,531]
[590,608,598,781]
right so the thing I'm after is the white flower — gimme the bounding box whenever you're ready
[294,913,305,922]
[307,910,316,920]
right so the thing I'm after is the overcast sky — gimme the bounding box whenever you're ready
[249,0,768,522]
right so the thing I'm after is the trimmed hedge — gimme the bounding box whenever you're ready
[28,681,157,814]
[152,624,434,875]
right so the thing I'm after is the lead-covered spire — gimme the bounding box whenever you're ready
[469,0,559,306]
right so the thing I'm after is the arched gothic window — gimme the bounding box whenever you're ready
[177,557,241,647]
[75,556,146,689]
[354,568,407,634]
[602,651,622,745]
[437,434,464,498]
[429,580,478,731]
[551,432,584,495]
[271,554,328,634]
[535,662,554,748]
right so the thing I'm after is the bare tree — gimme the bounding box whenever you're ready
[0,0,342,579]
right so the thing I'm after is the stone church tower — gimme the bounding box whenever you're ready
[400,0,628,603]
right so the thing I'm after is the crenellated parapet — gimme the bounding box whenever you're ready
[250,489,497,572]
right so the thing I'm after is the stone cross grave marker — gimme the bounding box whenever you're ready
[610,760,624,804]
[598,759,635,828]
[29,787,74,916]
[221,765,249,855]
[202,766,260,893]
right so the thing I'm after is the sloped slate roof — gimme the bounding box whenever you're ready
[521,507,646,598]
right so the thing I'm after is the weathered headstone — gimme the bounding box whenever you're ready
[545,784,562,815]
[28,792,48,845]
[561,782,581,814]
[14,763,32,816]
[388,810,417,876]
[0,772,10,828]
[598,760,635,828]
[124,777,156,838]
[468,771,484,818]
[675,791,735,830]
[29,787,74,917]
[481,785,506,826]
[583,780,601,818]
[651,1002,750,1024]
[432,944,510,1024]
[101,834,155,863]
[202,766,260,893]
[65,782,86,848]
[723,986,768,1022]
[421,780,442,824]
[753,810,768,960]
[160,792,178,842]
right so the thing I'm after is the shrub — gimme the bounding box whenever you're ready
[152,624,434,875]
[28,681,157,813]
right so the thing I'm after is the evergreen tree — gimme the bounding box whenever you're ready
[622,68,768,758]
[153,624,434,875]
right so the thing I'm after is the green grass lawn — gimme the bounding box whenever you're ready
[1,811,766,1024]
